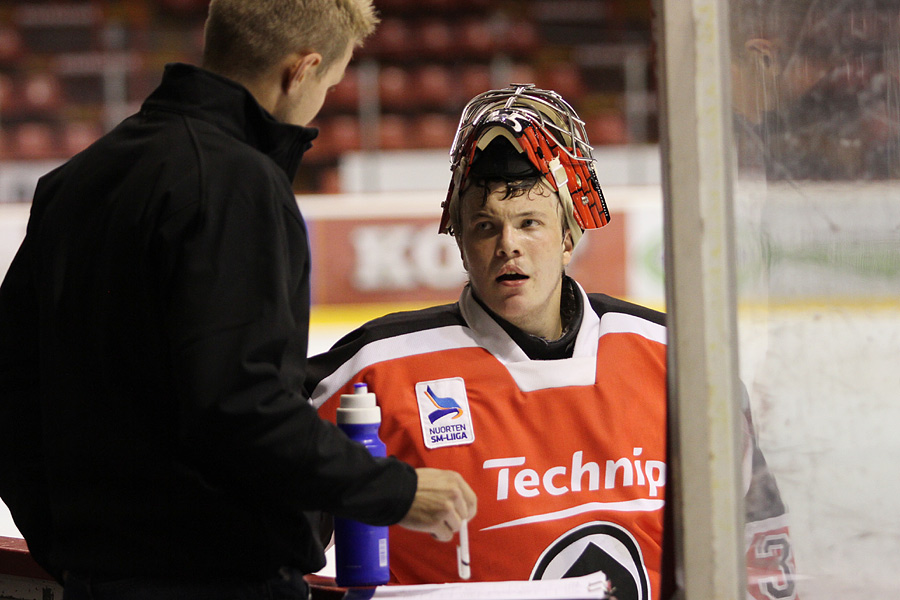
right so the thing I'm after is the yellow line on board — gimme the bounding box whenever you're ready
[310,301,440,326]
[309,296,900,328]
[738,297,900,314]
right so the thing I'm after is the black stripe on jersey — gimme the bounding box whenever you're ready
[588,293,666,327]
[304,303,466,396]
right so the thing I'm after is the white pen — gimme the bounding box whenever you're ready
[456,518,471,580]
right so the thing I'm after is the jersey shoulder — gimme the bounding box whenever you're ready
[587,293,666,327]
[305,303,466,396]
[331,302,465,349]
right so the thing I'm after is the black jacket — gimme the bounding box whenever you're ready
[0,63,416,581]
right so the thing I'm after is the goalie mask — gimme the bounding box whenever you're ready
[439,84,610,246]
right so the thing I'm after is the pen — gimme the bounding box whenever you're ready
[457,519,471,580]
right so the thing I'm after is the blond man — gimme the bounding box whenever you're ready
[0,2,474,598]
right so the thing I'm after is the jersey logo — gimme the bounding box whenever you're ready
[531,522,650,600]
[415,377,474,449]
[423,386,462,423]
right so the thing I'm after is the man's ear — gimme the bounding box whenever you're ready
[282,52,322,93]
[562,229,574,267]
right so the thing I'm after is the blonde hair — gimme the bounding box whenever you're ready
[203,0,378,81]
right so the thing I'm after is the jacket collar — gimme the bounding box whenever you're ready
[141,63,318,179]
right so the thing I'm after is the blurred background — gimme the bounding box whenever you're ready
[0,0,668,327]
[0,0,656,195]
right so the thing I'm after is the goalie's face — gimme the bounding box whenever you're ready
[457,180,574,340]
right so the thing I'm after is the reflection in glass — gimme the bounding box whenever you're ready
[730,1,900,598]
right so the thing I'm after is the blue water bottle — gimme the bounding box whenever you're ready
[334,382,390,587]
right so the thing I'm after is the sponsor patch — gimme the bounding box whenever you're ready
[415,377,475,449]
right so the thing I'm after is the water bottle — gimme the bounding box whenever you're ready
[334,382,390,587]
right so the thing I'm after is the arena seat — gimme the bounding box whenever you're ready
[378,114,411,150]
[328,66,358,111]
[318,115,362,156]
[0,73,18,115]
[0,128,10,160]
[539,62,586,104]
[14,122,58,159]
[378,65,413,110]
[0,26,24,65]
[61,120,103,157]
[460,64,493,101]
[503,19,541,57]
[586,111,629,145]
[411,113,457,149]
[417,19,453,60]
[458,19,495,59]
[22,72,63,112]
[364,18,410,60]
[317,167,342,194]
[414,64,456,109]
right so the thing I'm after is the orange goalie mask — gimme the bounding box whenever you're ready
[439,84,610,246]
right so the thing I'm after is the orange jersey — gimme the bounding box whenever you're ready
[309,284,667,598]
[307,283,798,600]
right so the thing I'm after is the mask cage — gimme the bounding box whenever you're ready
[441,83,610,236]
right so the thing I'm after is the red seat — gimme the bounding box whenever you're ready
[364,18,410,59]
[22,72,63,113]
[414,64,455,109]
[586,112,629,145]
[411,113,456,150]
[61,121,103,157]
[503,19,541,57]
[458,19,496,59]
[315,116,362,157]
[14,122,59,159]
[318,167,342,194]
[378,66,413,110]
[378,114,410,150]
[417,19,453,60]
[460,64,492,101]
[539,62,585,103]
[0,25,24,65]
[329,66,358,111]
[0,127,11,160]
[0,73,18,114]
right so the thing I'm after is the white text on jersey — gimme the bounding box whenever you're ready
[483,448,665,501]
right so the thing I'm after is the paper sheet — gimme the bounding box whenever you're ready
[341,573,610,600]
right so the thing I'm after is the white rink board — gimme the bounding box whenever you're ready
[737,304,900,599]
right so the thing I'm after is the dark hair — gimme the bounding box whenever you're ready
[464,135,543,204]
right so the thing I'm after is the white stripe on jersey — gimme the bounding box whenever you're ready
[308,324,479,408]
[309,282,668,404]
[481,499,667,531]
[599,312,667,346]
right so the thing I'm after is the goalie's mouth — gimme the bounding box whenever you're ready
[496,272,528,283]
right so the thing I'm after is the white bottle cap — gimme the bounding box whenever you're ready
[337,382,382,425]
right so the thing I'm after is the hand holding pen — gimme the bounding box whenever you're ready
[398,468,478,541]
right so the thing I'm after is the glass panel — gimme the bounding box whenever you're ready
[730,1,900,598]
